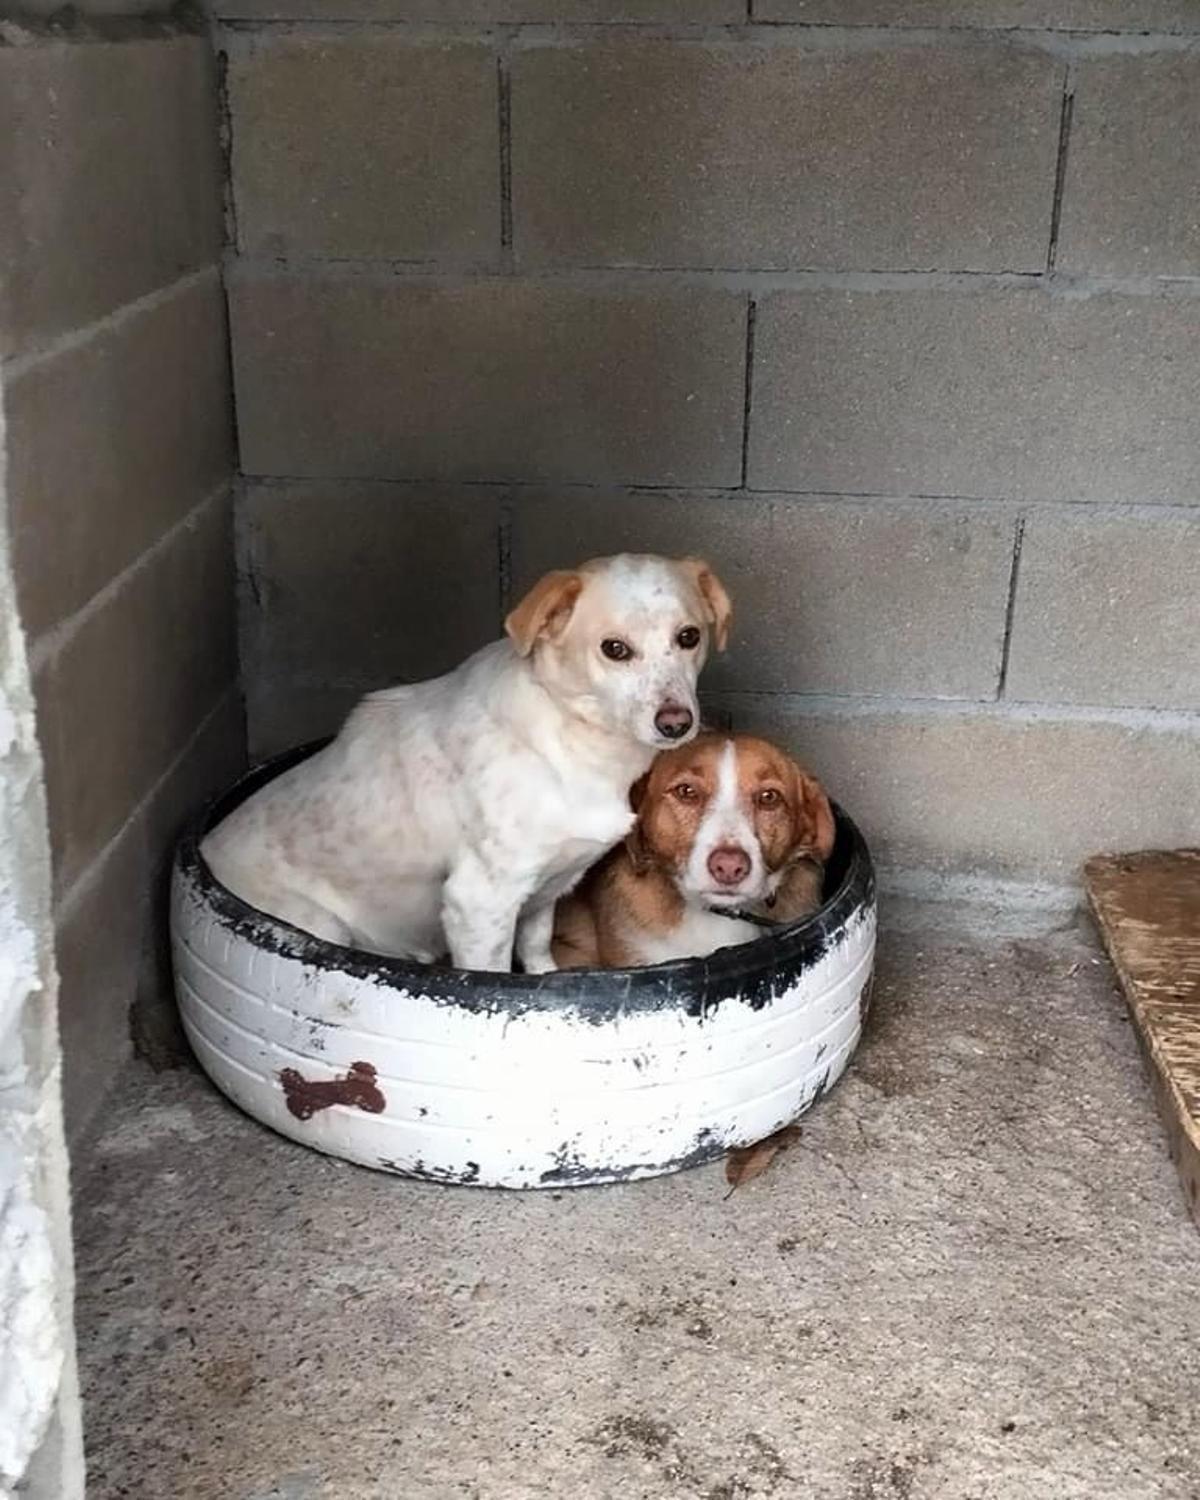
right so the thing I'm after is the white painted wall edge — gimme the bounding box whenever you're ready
[0,362,85,1498]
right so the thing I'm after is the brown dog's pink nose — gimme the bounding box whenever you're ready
[654,703,694,740]
[708,846,751,887]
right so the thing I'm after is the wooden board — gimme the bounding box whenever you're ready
[1085,850,1200,1229]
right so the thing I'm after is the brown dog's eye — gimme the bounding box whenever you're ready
[676,626,701,649]
[755,788,783,808]
[672,782,699,802]
[601,638,633,662]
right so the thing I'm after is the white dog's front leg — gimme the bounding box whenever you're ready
[441,858,528,972]
[515,903,557,975]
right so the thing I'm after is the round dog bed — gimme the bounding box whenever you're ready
[170,745,876,1189]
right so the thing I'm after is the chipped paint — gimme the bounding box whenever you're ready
[378,1157,482,1186]
[279,1061,386,1122]
[539,1128,723,1186]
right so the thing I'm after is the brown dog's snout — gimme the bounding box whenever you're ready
[654,703,694,740]
[707,845,751,887]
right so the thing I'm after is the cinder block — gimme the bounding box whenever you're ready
[213,1,739,19]
[509,490,1015,699]
[6,273,233,640]
[54,816,147,1140]
[1057,55,1200,278]
[246,679,371,760]
[230,36,500,263]
[139,688,248,882]
[134,689,247,1071]
[52,691,243,1134]
[0,37,223,359]
[230,273,746,486]
[36,493,237,898]
[755,1,1200,27]
[1004,509,1200,711]
[712,698,1200,884]
[513,41,1060,272]
[749,288,1200,504]
[240,480,503,717]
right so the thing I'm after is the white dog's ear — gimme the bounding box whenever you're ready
[505,570,584,657]
[680,558,733,652]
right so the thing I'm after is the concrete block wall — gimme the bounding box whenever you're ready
[0,22,244,1138]
[217,3,1200,890]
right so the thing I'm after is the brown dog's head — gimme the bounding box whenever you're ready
[626,733,835,911]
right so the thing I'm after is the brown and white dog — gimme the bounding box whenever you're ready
[552,733,835,969]
[202,554,731,973]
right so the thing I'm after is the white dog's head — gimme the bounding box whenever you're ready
[505,553,732,751]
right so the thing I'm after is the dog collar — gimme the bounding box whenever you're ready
[705,895,779,929]
[702,858,823,928]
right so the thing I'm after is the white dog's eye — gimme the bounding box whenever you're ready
[676,626,701,649]
[671,782,700,802]
[600,638,634,662]
[755,788,783,808]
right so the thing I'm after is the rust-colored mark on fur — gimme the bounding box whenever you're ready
[279,1060,385,1121]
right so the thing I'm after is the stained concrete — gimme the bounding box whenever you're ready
[748,287,1200,505]
[1004,508,1200,712]
[228,275,746,488]
[74,918,1200,1500]
[229,36,500,264]
[1058,53,1200,279]
[512,41,1060,273]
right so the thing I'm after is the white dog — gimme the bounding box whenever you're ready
[201,554,732,973]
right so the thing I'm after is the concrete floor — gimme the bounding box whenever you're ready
[73,913,1200,1500]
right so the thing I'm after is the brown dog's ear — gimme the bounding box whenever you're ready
[680,557,733,652]
[624,774,651,874]
[791,766,836,864]
[505,570,584,657]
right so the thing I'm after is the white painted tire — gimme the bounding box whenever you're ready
[171,747,876,1189]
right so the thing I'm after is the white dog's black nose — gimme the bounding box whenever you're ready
[655,704,694,740]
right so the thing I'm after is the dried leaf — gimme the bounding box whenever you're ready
[724,1124,802,1195]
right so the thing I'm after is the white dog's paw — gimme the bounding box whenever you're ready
[521,954,559,976]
